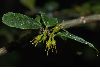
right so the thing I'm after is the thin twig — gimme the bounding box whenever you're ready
[0,47,7,55]
[60,14,100,29]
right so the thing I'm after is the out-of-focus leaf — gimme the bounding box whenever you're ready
[40,12,58,27]
[92,5,100,13]
[75,3,91,15]
[2,12,42,29]
[44,2,59,11]
[56,30,98,51]
[20,0,36,11]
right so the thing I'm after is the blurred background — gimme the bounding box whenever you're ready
[0,0,100,67]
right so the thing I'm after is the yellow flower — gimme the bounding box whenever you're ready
[45,36,57,55]
[46,39,52,50]
[51,38,56,49]
[30,34,43,47]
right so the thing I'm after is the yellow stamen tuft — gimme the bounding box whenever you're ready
[30,34,43,47]
[45,36,57,56]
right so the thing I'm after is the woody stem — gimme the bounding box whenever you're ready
[60,14,100,29]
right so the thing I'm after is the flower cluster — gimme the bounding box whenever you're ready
[30,24,62,55]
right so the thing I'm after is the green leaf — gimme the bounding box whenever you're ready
[40,12,58,27]
[35,15,41,25]
[56,30,98,51]
[2,12,42,29]
[20,0,36,11]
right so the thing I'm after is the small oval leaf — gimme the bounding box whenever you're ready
[40,12,58,27]
[2,12,42,29]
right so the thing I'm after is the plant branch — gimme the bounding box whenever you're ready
[60,14,100,29]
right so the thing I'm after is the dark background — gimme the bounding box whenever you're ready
[0,0,100,67]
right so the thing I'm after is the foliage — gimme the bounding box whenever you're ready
[40,12,58,27]
[2,12,98,55]
[2,12,42,29]
[56,30,99,54]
